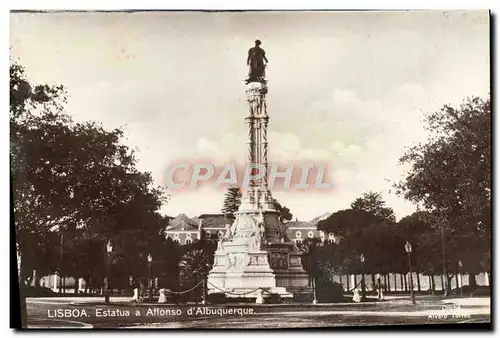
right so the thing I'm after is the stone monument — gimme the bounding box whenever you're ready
[207,40,310,302]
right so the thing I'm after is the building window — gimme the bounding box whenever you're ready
[173,239,180,244]
[295,239,303,245]
[295,231,302,239]
[185,238,192,245]
[308,231,314,238]
[206,230,211,239]
[186,232,192,239]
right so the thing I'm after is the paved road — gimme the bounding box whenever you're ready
[25,296,491,329]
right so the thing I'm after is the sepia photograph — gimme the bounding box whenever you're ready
[10,9,491,329]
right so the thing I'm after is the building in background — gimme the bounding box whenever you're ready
[164,212,338,245]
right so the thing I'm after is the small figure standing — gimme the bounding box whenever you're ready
[132,287,139,302]
[376,275,385,300]
[247,39,268,83]
[224,223,232,240]
[258,223,266,249]
[352,288,361,303]
[158,288,167,303]
[255,289,264,304]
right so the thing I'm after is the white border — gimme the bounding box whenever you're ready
[3,1,497,337]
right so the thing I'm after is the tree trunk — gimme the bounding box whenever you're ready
[429,275,435,294]
[440,274,444,292]
[346,274,350,291]
[393,274,397,292]
[400,274,404,292]
[404,274,408,291]
[384,274,388,292]
[371,274,376,291]
[455,274,459,291]
[74,277,79,294]
[17,248,28,328]
[416,272,421,292]
[386,274,391,292]
[84,277,89,295]
[446,274,453,295]
[468,273,477,290]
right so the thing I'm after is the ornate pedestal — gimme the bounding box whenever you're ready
[207,78,310,302]
[207,209,309,300]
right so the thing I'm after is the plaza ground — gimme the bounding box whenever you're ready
[25,295,490,328]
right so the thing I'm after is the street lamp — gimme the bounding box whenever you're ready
[404,241,416,305]
[360,253,366,301]
[147,253,153,302]
[458,261,463,297]
[105,240,113,304]
[310,241,318,305]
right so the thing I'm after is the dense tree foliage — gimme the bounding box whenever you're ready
[397,96,491,293]
[221,186,241,219]
[11,63,169,291]
[351,191,396,222]
[272,198,293,222]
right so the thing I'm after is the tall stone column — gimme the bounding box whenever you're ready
[207,50,309,300]
[243,81,274,211]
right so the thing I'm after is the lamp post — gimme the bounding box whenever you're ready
[360,253,366,301]
[458,260,463,297]
[376,273,382,300]
[59,232,64,294]
[147,253,153,302]
[105,240,113,304]
[310,241,317,305]
[405,241,416,305]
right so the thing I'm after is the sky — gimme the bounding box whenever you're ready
[10,10,490,221]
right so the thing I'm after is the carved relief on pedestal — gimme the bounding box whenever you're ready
[269,252,289,270]
[226,252,250,271]
[289,256,301,266]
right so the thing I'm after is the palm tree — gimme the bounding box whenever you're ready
[178,247,212,288]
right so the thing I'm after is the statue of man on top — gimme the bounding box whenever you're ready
[247,39,268,83]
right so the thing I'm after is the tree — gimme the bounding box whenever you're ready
[177,239,217,301]
[11,62,69,285]
[271,198,293,222]
[397,96,491,293]
[351,191,396,222]
[221,186,241,219]
[398,96,490,233]
[220,186,293,223]
[317,208,397,275]
[10,62,169,292]
[318,209,385,239]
